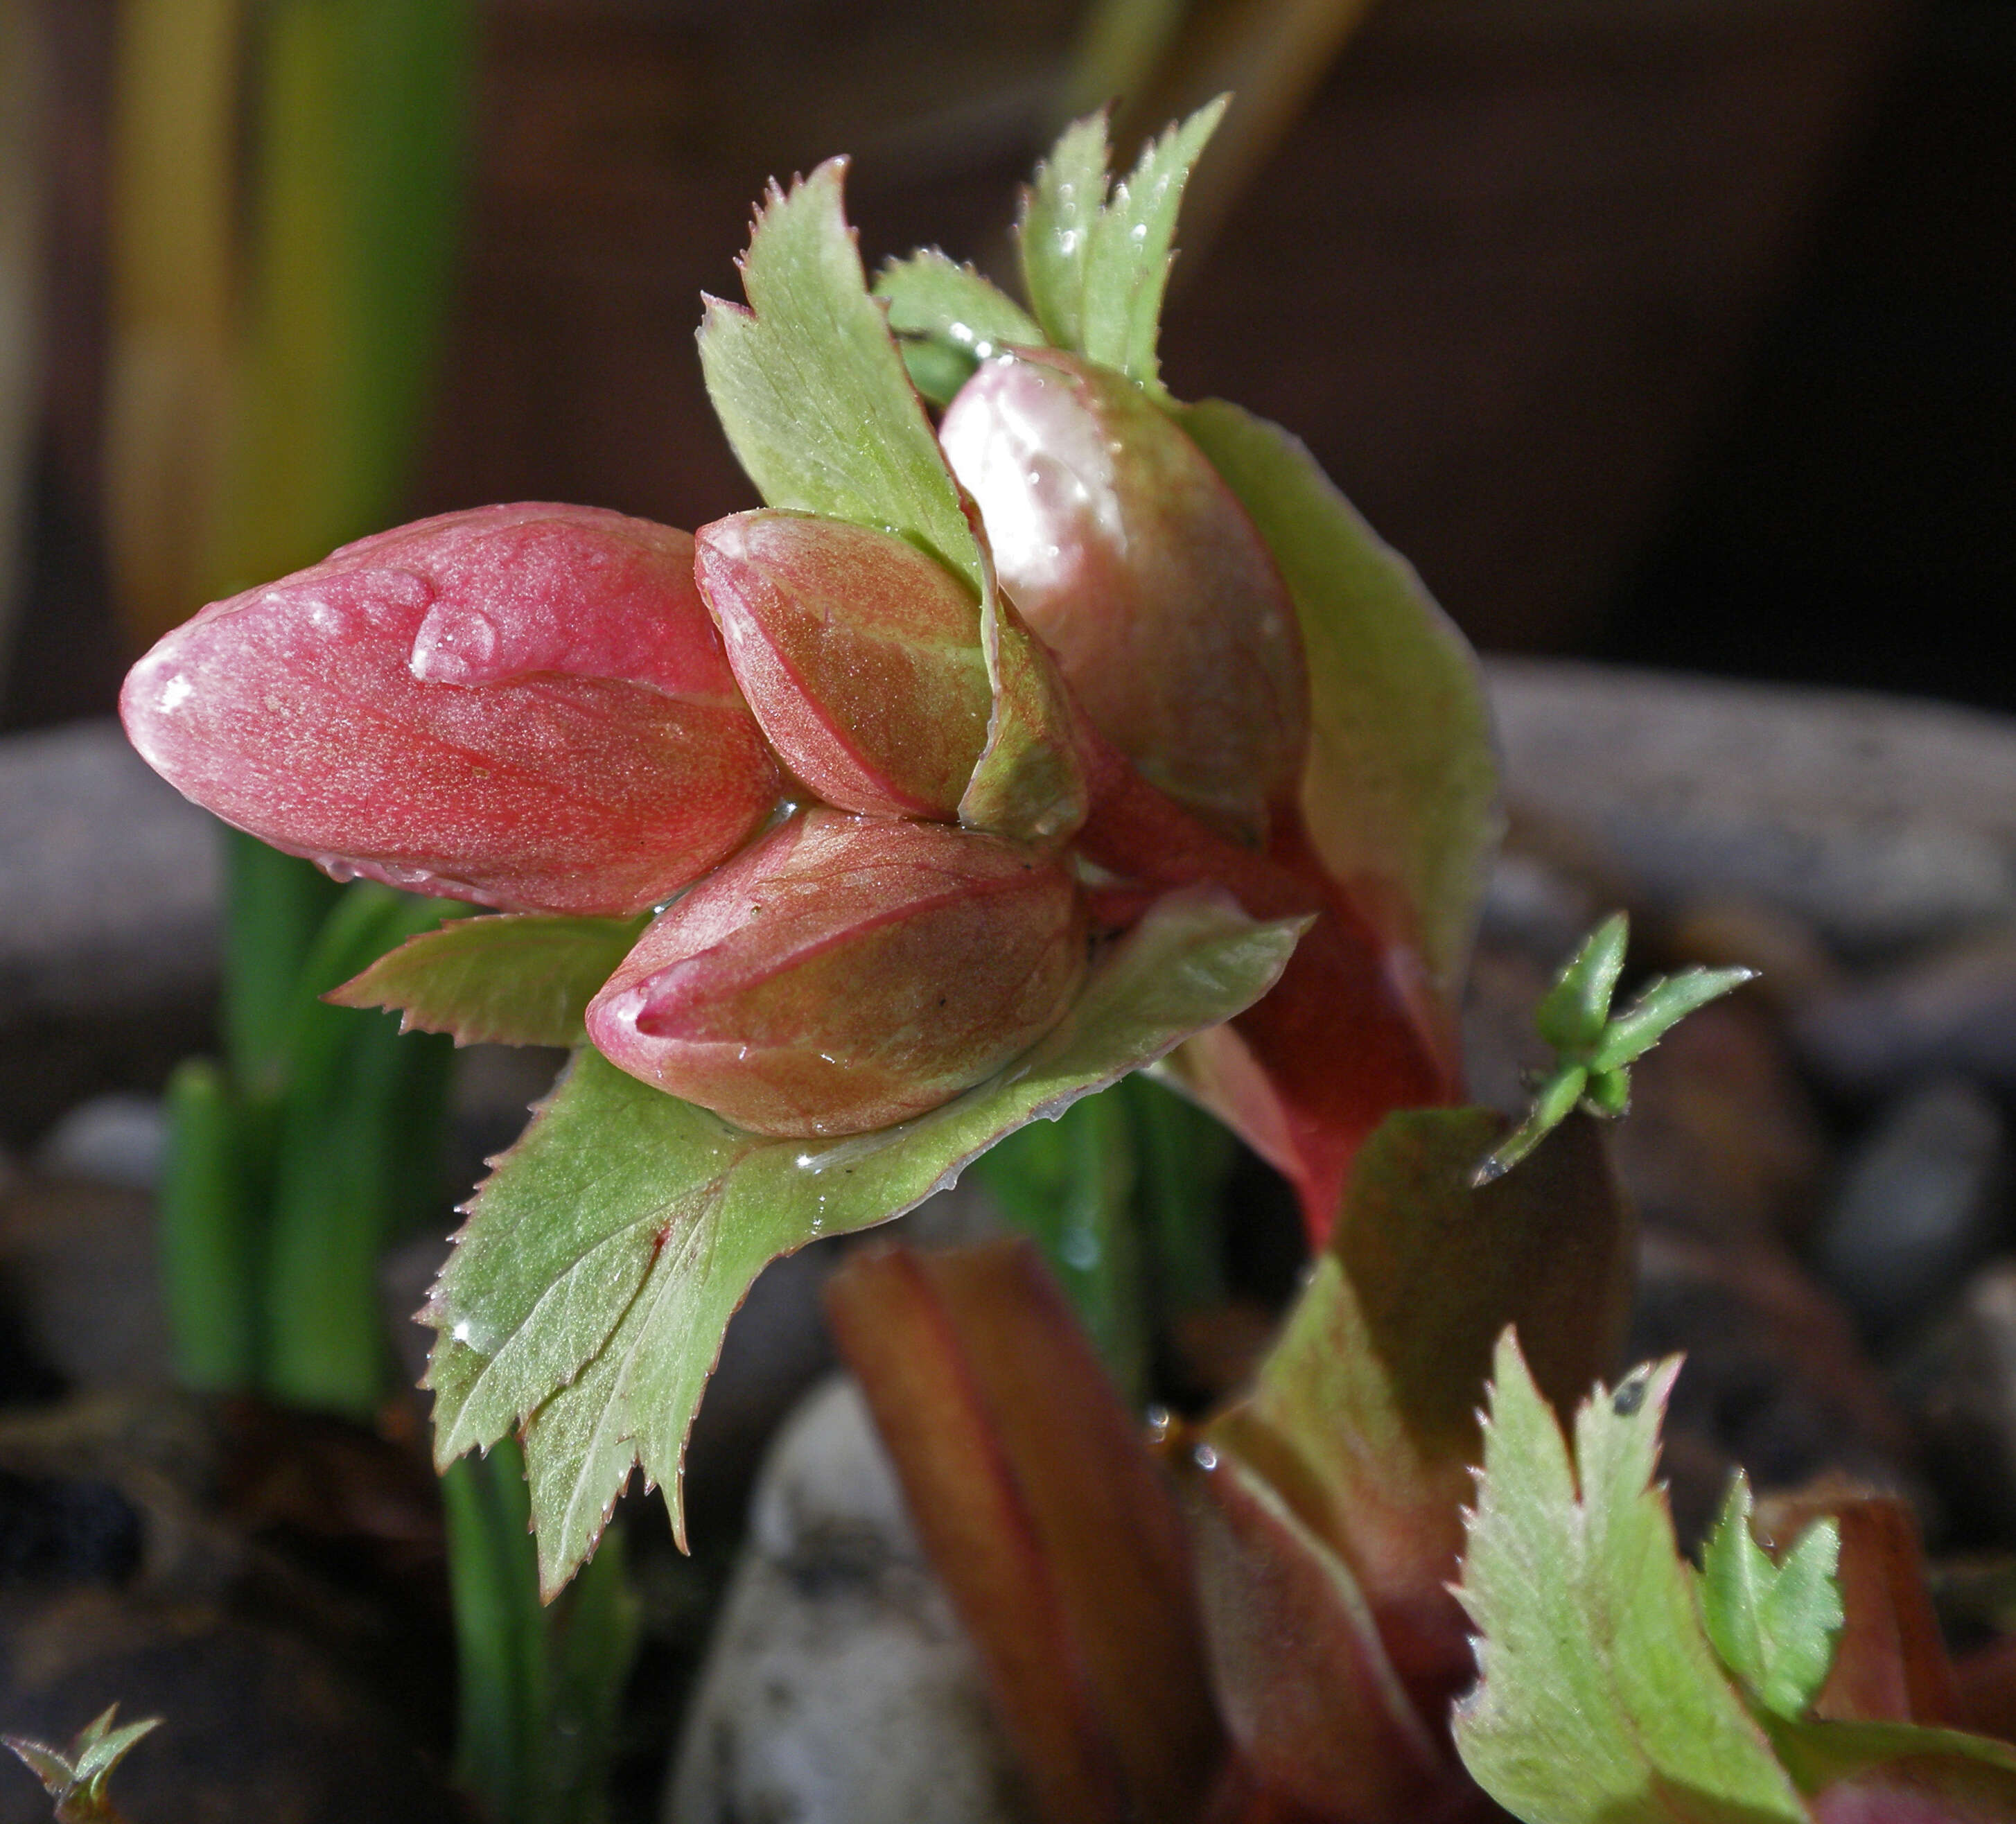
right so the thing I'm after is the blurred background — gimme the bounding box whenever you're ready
[2,0,2010,733]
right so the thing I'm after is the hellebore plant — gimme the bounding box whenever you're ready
[122,99,1496,1593]
[115,98,2016,1824]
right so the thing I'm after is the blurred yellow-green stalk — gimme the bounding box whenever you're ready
[105,0,473,642]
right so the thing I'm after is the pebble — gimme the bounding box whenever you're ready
[665,1376,1031,1824]
[1488,658,2016,954]
[0,720,218,1026]
[31,1093,166,1192]
[1793,929,2016,1100]
[1814,1078,2009,1344]
[1608,999,1829,1248]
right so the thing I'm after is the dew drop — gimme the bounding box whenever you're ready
[1192,1444,1218,1472]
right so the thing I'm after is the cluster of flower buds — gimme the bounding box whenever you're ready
[122,355,1311,1139]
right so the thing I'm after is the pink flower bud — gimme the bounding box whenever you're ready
[693,511,992,820]
[939,349,1308,843]
[121,504,780,916]
[586,809,1087,1137]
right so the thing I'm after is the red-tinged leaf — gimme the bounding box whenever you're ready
[1800,1730,2016,1823]
[1207,1109,1631,1721]
[825,1238,1225,1824]
[1174,1439,1473,1824]
[328,912,647,1046]
[1755,1488,1961,1726]
[1072,723,1453,1240]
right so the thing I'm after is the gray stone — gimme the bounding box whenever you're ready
[1814,1078,2009,1342]
[0,720,218,1025]
[1792,929,2016,1099]
[665,1376,1032,1824]
[1487,658,2016,954]
[31,1092,166,1191]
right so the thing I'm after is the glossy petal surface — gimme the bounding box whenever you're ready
[122,504,779,915]
[694,511,990,818]
[587,809,1087,1136]
[942,349,1307,841]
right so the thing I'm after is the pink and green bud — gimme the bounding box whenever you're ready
[586,809,1087,1137]
[121,504,780,916]
[939,349,1308,843]
[693,511,992,820]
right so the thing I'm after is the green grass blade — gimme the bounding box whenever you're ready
[975,1085,1147,1401]
[1119,1071,1231,1313]
[157,1057,260,1390]
[444,1438,547,1823]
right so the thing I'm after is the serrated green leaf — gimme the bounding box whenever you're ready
[1453,1332,1807,1824]
[328,913,648,1046]
[875,249,1044,405]
[697,159,980,590]
[1534,913,1628,1053]
[1078,98,1226,391]
[5,1737,75,1794]
[1018,112,1110,351]
[1012,101,1224,392]
[1700,1473,1843,1721]
[70,1718,161,1795]
[1173,398,1500,1013]
[7,1706,161,1819]
[1590,967,1758,1072]
[428,888,1303,1592]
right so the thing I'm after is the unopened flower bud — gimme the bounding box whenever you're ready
[940,349,1307,843]
[694,511,992,820]
[121,504,780,916]
[586,809,1086,1136]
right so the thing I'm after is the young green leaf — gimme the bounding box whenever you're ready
[1473,917,1756,1186]
[1453,1332,1808,1824]
[698,160,980,590]
[1699,1473,1843,1721]
[1018,112,1110,351]
[874,249,1044,405]
[1592,966,1758,1073]
[1471,1066,1588,1187]
[1534,913,1627,1053]
[1077,98,1226,391]
[427,888,1303,1592]
[1172,397,1500,1016]
[1015,101,1227,392]
[6,1705,161,1821]
[328,913,649,1046]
